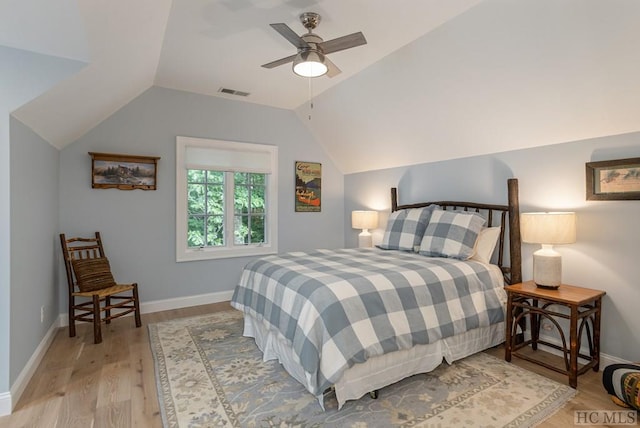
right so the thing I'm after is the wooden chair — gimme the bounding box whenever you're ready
[60,232,141,344]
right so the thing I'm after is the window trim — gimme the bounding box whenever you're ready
[176,136,278,262]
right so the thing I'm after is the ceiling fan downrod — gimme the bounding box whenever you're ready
[300,12,321,33]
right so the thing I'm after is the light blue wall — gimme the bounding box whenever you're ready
[58,86,345,305]
[10,118,60,383]
[0,45,84,403]
[345,132,640,362]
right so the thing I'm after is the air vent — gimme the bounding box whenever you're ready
[218,87,250,97]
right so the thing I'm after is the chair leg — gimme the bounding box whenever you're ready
[133,283,142,328]
[68,296,76,338]
[105,296,111,324]
[92,295,102,344]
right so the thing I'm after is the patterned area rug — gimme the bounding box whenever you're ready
[149,310,576,427]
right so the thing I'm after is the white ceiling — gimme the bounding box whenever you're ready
[154,0,482,109]
[4,0,640,174]
[304,0,640,173]
[4,0,480,150]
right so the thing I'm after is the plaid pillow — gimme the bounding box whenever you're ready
[377,205,437,251]
[419,210,486,260]
[71,257,117,292]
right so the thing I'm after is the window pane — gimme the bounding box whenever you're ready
[188,183,205,215]
[207,184,224,213]
[188,169,225,248]
[234,182,249,214]
[251,185,265,213]
[233,172,267,243]
[206,215,224,246]
[188,169,205,183]
[251,215,265,243]
[234,172,248,184]
[207,170,224,183]
[234,215,249,245]
[250,173,265,185]
[233,215,266,245]
[187,216,205,247]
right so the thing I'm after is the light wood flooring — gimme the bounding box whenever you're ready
[0,302,628,428]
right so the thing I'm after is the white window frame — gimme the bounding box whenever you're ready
[176,136,278,261]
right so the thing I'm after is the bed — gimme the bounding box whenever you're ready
[231,178,522,409]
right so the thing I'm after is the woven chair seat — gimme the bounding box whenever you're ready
[73,283,135,298]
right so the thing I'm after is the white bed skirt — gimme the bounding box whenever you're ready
[243,314,505,409]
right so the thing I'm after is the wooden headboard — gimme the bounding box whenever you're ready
[391,178,522,285]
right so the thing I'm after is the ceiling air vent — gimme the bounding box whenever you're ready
[218,87,250,97]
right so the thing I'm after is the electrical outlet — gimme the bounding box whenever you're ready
[40,306,44,323]
[542,321,553,331]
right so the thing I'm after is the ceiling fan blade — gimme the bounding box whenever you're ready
[270,23,310,49]
[261,54,298,69]
[324,57,341,78]
[319,32,367,55]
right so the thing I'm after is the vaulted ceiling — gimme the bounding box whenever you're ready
[4,0,640,174]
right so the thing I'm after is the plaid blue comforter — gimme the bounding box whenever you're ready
[230,248,506,397]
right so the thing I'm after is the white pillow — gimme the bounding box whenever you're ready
[470,227,501,264]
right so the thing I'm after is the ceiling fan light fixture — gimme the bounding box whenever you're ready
[293,50,328,78]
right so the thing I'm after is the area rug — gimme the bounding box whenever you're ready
[149,310,576,428]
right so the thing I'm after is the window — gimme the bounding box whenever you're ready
[176,136,278,261]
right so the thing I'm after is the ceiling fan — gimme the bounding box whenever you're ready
[261,12,367,78]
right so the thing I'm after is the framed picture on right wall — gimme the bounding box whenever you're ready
[586,157,640,200]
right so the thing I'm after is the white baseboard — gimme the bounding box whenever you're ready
[140,289,235,315]
[2,290,233,416]
[0,392,11,417]
[0,317,62,416]
[57,289,234,327]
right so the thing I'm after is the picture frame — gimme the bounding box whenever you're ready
[89,152,160,190]
[586,157,640,200]
[295,161,321,212]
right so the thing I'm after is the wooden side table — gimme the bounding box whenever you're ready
[504,281,606,388]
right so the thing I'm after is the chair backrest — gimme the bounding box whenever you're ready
[60,232,107,294]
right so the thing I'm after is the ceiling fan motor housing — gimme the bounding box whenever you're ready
[300,12,321,31]
[301,33,324,53]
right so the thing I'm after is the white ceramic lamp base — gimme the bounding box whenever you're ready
[358,230,373,248]
[533,245,562,288]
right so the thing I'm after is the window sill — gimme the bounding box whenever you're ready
[176,245,276,262]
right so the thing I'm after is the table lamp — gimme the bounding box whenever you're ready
[352,210,379,248]
[520,212,576,288]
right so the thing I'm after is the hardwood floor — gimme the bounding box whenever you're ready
[0,302,628,427]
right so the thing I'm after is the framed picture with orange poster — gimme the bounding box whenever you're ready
[295,161,321,212]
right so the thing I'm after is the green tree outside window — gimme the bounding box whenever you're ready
[187,170,266,248]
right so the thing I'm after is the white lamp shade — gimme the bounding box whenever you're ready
[293,51,328,78]
[351,211,379,230]
[521,212,576,288]
[352,210,378,248]
[520,212,576,245]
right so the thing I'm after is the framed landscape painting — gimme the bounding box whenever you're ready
[89,152,160,190]
[295,161,321,212]
[586,157,640,200]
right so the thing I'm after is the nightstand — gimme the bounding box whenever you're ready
[504,281,606,388]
